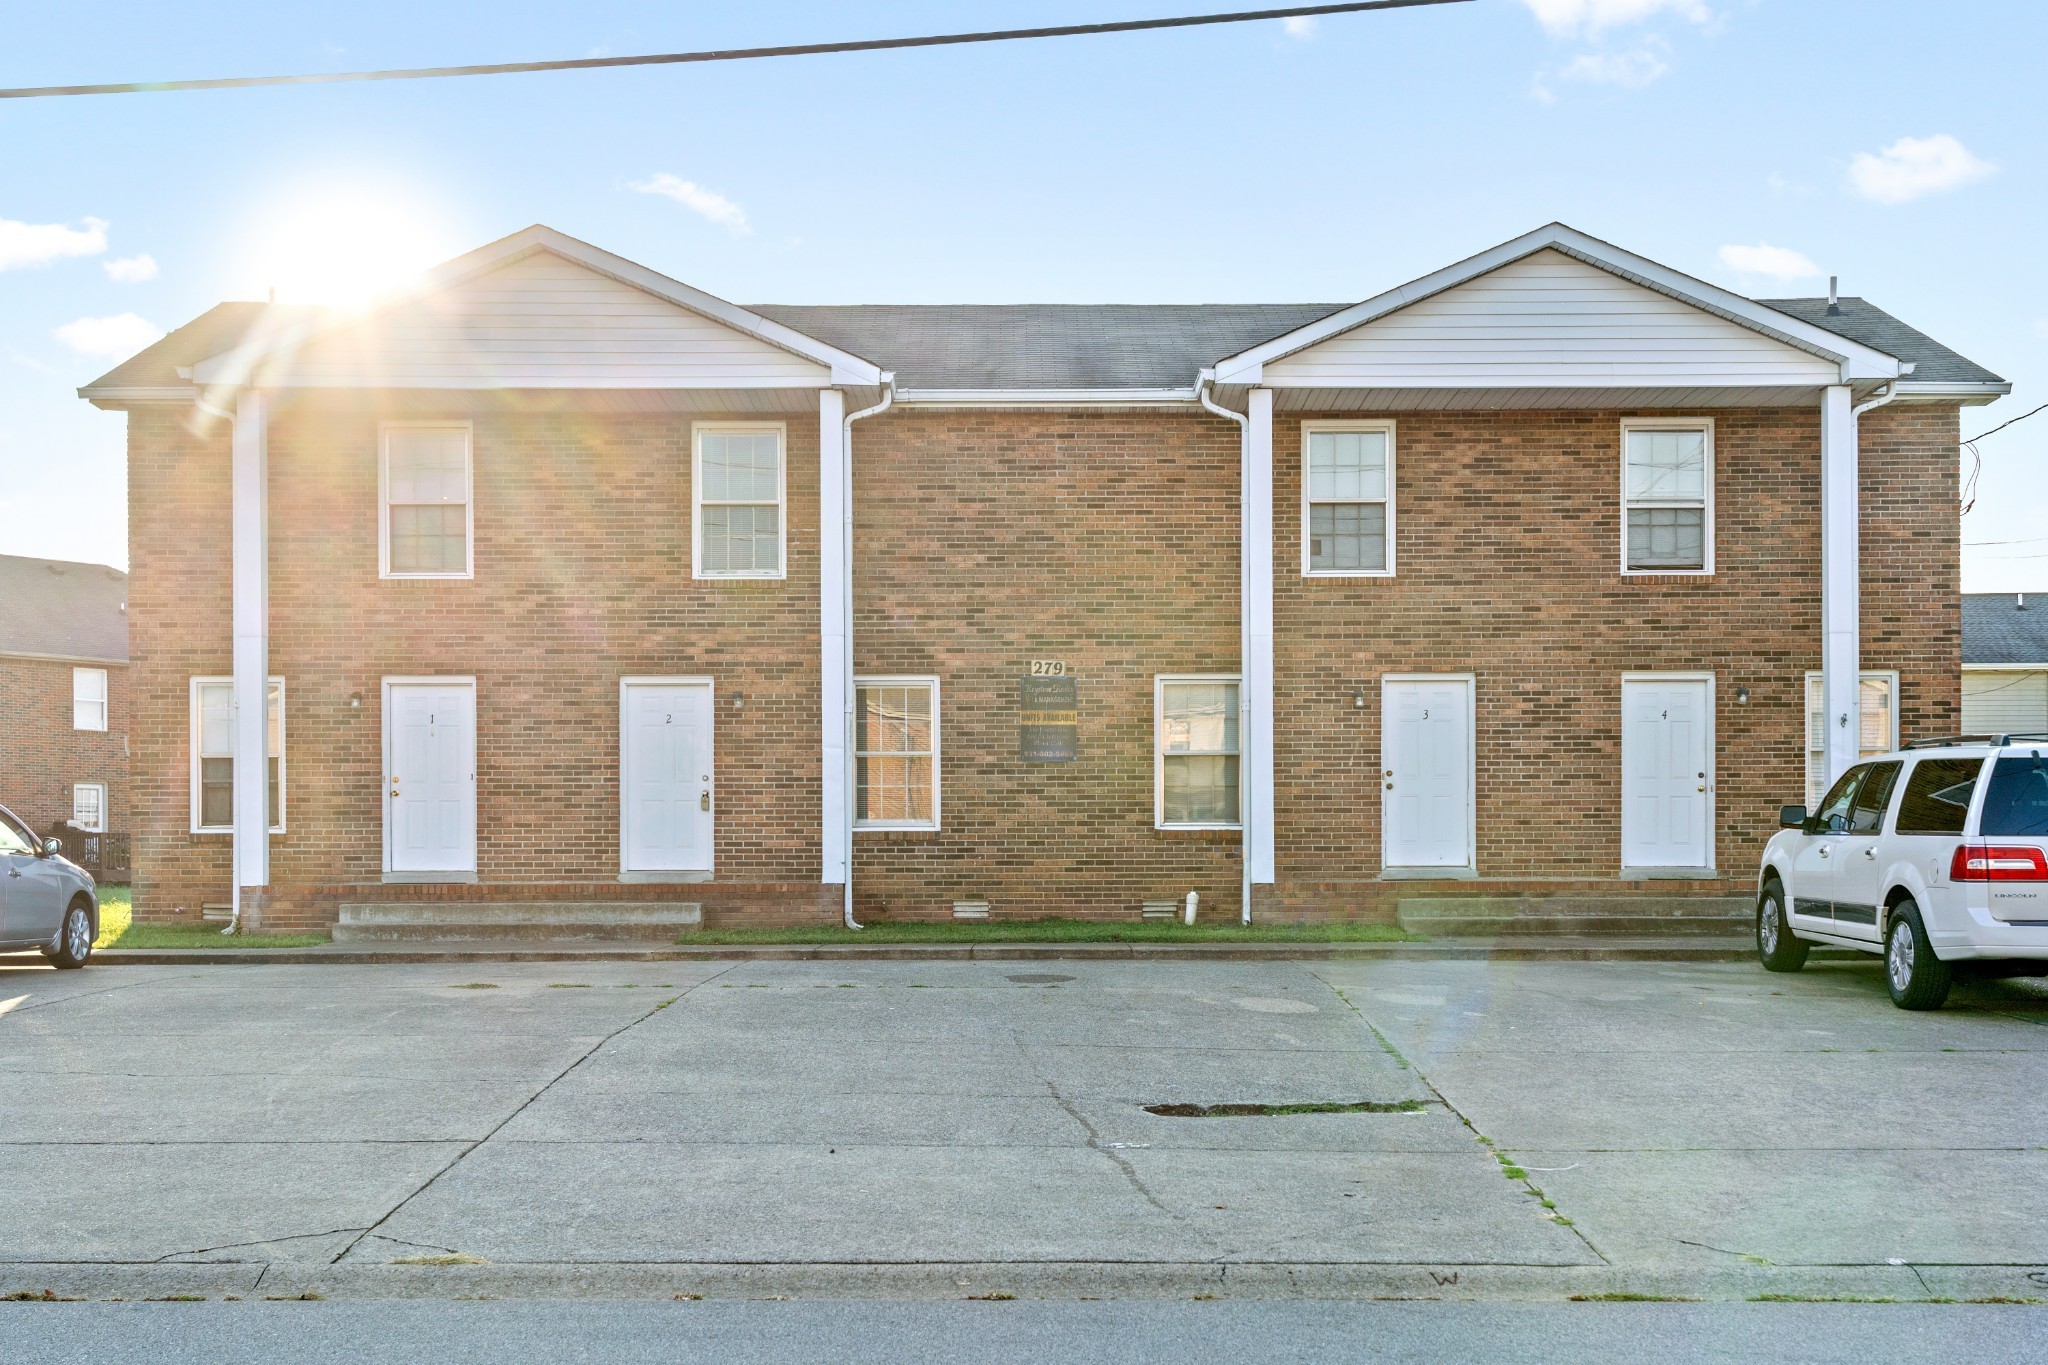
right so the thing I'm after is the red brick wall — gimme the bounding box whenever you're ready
[0,655,128,844]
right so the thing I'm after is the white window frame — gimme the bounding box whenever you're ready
[189,676,286,835]
[1154,674,1243,831]
[72,666,108,731]
[71,783,106,833]
[1301,419,1397,578]
[1620,417,1715,577]
[1804,669,1900,809]
[379,421,475,580]
[692,420,788,581]
[853,675,942,832]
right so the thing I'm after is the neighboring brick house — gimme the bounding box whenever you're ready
[0,554,130,873]
[78,223,2006,931]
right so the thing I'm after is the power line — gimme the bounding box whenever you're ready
[0,1,1470,100]
[1967,400,2048,447]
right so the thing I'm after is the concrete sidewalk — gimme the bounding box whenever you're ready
[2,956,2044,1303]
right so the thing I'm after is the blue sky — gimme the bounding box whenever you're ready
[2,0,2040,584]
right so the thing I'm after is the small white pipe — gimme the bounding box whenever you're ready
[1183,891,1198,926]
[840,376,896,931]
[1197,372,1255,927]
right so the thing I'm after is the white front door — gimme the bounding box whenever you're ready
[1383,676,1474,870]
[1621,676,1713,870]
[385,680,477,876]
[621,680,714,874]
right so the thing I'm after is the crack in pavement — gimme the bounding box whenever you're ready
[149,1226,366,1263]
[325,968,737,1265]
[1,970,195,1016]
[1012,1029,1174,1218]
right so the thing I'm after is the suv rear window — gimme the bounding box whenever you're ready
[1895,758,1985,835]
[1980,756,2048,837]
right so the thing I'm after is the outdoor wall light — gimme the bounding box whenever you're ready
[1352,689,1366,709]
[731,692,745,711]
[348,692,362,710]
[1734,686,1751,705]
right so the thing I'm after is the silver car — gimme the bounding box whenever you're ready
[0,803,98,968]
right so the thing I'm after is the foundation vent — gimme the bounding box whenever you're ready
[201,904,233,923]
[1140,901,1179,921]
[951,900,992,921]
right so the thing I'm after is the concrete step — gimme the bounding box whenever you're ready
[332,901,702,943]
[1397,895,1752,938]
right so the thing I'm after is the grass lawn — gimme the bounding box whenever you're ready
[686,917,1421,946]
[91,886,330,950]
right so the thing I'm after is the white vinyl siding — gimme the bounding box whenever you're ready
[1302,421,1394,576]
[71,783,105,833]
[1963,669,2048,735]
[1262,249,1841,392]
[693,423,786,579]
[1804,671,1898,808]
[381,423,473,578]
[190,677,285,833]
[1623,419,1712,574]
[854,678,940,830]
[1156,676,1241,829]
[72,667,108,730]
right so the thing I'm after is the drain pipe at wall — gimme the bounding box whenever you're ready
[1197,371,1255,926]
[840,375,897,930]
[1853,381,1899,420]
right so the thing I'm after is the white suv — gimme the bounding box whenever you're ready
[1756,737,2048,1009]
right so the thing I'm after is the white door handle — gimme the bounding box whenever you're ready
[1864,848,1876,859]
[1818,846,1831,859]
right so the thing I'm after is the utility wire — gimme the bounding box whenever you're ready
[1966,400,2048,447]
[0,1,1470,100]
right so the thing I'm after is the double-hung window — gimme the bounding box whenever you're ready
[694,423,786,579]
[190,677,285,833]
[1156,676,1241,828]
[381,423,473,578]
[71,783,105,833]
[854,677,940,829]
[1303,421,1395,576]
[1804,670,1899,808]
[1622,420,1712,573]
[73,667,108,730]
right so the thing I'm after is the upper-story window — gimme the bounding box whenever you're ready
[72,667,108,731]
[381,423,473,579]
[694,422,786,579]
[1302,421,1395,576]
[1622,420,1713,574]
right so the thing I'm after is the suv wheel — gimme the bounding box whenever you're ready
[1757,881,1809,973]
[47,900,94,970]
[1885,900,1951,1010]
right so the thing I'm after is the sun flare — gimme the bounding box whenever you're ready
[234,179,462,310]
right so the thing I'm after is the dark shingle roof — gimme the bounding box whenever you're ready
[1964,594,2048,665]
[1761,297,2006,387]
[0,555,128,662]
[83,302,324,393]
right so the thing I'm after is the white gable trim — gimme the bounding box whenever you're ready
[1212,223,1906,388]
[191,225,885,389]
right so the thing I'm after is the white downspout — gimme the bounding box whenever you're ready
[1198,371,1255,925]
[840,376,895,930]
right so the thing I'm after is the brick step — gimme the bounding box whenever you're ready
[332,901,702,943]
[1397,895,1753,938]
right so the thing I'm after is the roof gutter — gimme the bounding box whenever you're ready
[1197,370,1255,927]
[838,374,896,931]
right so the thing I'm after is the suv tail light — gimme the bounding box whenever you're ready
[1950,844,2048,882]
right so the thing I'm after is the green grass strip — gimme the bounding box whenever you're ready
[92,886,329,950]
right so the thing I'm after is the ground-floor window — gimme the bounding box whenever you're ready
[190,677,285,833]
[70,783,105,832]
[854,677,940,830]
[1803,671,1898,808]
[1156,676,1241,829]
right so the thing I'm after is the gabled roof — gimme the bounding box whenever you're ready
[1964,594,2048,665]
[0,555,128,663]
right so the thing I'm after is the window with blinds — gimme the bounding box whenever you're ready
[1804,671,1897,808]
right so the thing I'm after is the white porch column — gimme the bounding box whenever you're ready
[1245,387,1276,886]
[1820,383,1860,785]
[231,390,270,922]
[818,387,850,886]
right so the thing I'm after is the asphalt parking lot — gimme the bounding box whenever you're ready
[4,953,2047,1303]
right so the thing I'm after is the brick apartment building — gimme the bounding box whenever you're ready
[0,554,130,873]
[78,223,2005,932]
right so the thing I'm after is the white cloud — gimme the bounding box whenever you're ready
[54,313,164,360]
[1558,46,1668,87]
[1847,134,1997,204]
[1718,243,1823,282]
[102,253,158,282]
[0,216,108,272]
[628,173,752,236]
[1282,15,1318,38]
[1520,0,1710,36]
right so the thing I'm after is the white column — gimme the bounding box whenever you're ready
[231,391,270,916]
[1820,383,1860,785]
[1245,387,1276,885]
[818,388,850,886]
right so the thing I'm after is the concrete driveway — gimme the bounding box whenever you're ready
[3,954,2046,1302]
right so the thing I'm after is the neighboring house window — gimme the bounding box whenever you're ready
[73,667,108,731]
[381,423,473,578]
[694,423,786,579]
[71,783,105,833]
[1302,421,1395,576]
[1622,420,1713,573]
[190,677,285,833]
[1804,670,1898,808]
[1156,676,1241,828]
[854,677,940,829]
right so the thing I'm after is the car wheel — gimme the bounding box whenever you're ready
[1884,900,1951,1010]
[1757,882,1809,973]
[49,900,93,970]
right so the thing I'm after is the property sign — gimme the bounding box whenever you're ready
[1019,675,1078,762]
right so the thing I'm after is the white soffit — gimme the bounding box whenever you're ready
[190,225,884,391]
